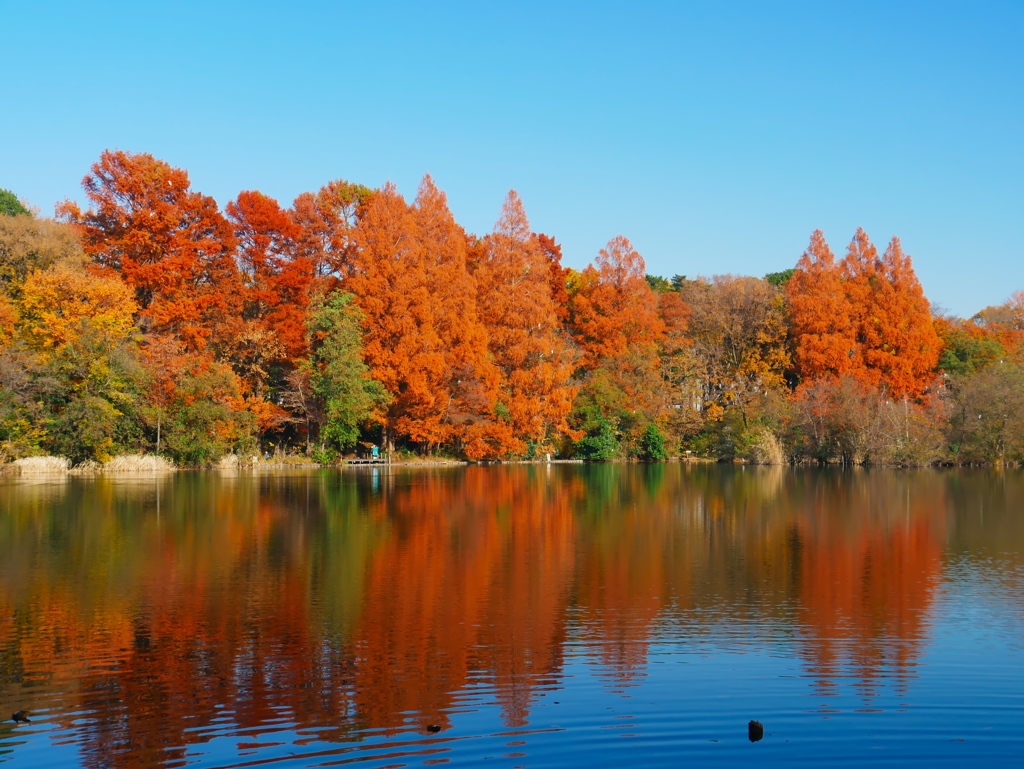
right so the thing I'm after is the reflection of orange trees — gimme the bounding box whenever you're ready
[0,465,988,763]
[351,466,579,730]
[790,471,945,702]
[0,474,382,766]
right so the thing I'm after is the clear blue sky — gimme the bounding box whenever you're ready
[3,1,1021,318]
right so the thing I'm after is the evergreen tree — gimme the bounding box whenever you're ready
[0,188,30,217]
[305,292,388,452]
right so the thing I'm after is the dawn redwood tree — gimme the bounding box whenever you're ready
[58,150,242,351]
[786,230,859,383]
[474,191,578,454]
[839,227,882,388]
[568,235,665,371]
[348,182,445,450]
[413,175,501,453]
[840,229,940,398]
[536,233,571,324]
[861,236,941,398]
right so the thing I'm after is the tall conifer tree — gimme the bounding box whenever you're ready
[474,191,577,454]
[349,183,444,450]
[568,235,665,371]
[862,237,940,397]
[787,230,859,382]
[413,175,501,453]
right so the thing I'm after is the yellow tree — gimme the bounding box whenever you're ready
[19,264,137,351]
[0,295,17,349]
[17,264,140,462]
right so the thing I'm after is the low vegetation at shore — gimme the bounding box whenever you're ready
[2,155,1024,468]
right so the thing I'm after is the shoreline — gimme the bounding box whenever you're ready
[1,452,1017,479]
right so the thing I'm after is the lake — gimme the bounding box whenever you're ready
[1,464,1023,767]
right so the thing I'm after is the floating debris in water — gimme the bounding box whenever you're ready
[426,725,442,733]
[748,720,764,742]
[11,711,30,723]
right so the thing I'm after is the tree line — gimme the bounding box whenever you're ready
[1,149,1023,466]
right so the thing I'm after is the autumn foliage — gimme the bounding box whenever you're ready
[788,228,941,399]
[1,148,1020,465]
[58,150,241,351]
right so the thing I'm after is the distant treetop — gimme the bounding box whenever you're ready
[0,188,31,217]
[764,268,795,287]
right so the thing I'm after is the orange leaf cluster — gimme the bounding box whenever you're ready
[788,228,941,399]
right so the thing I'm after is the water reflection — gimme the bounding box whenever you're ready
[0,465,1022,766]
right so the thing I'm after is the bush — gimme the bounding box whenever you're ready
[637,424,668,461]
[574,419,619,460]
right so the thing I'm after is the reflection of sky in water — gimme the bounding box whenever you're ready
[1,466,1024,767]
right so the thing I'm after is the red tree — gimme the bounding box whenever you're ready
[291,180,374,288]
[860,236,941,398]
[226,190,312,361]
[58,150,241,350]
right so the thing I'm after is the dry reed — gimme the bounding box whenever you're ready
[749,429,787,465]
[7,456,71,476]
[103,454,175,473]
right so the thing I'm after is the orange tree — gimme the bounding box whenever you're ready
[786,230,858,382]
[347,183,444,451]
[413,175,502,455]
[58,150,242,351]
[473,192,578,456]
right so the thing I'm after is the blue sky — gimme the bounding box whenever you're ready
[3,1,1021,317]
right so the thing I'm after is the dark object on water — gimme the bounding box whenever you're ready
[11,711,30,723]
[748,720,764,742]
[426,725,442,733]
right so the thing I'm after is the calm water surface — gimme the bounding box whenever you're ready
[1,464,1023,767]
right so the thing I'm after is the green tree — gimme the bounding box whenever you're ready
[638,423,668,460]
[0,188,30,217]
[305,292,389,452]
[574,418,620,460]
[0,343,52,459]
[764,268,795,287]
[935,320,1005,376]
[160,359,254,465]
[645,274,673,293]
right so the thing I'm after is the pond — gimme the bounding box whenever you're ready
[1,464,1023,767]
